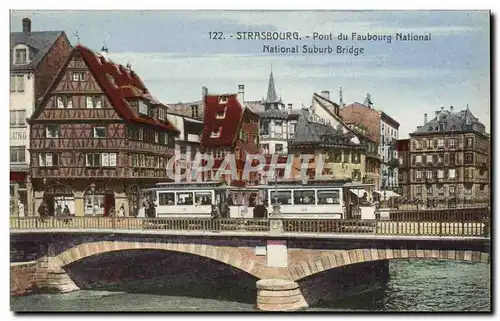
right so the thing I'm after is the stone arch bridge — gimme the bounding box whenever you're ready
[11,229,490,311]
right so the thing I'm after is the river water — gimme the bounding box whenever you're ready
[11,260,490,312]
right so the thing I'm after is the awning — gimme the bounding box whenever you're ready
[374,190,400,198]
[350,189,367,197]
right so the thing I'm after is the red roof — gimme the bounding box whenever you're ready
[201,94,244,148]
[33,45,179,134]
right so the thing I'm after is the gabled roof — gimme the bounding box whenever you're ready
[10,31,66,71]
[201,94,253,148]
[411,106,485,135]
[31,45,179,134]
[291,109,359,148]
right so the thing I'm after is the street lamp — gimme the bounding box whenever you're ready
[90,183,96,216]
[272,170,280,216]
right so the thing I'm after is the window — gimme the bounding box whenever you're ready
[158,108,165,120]
[466,137,474,147]
[261,144,269,153]
[416,186,423,195]
[426,139,432,148]
[10,147,25,163]
[415,140,421,149]
[45,125,59,138]
[270,190,292,205]
[449,185,455,194]
[93,127,107,138]
[10,110,25,126]
[466,169,474,179]
[448,169,456,179]
[399,156,404,165]
[261,120,269,135]
[138,101,148,115]
[72,72,85,81]
[195,192,213,205]
[176,192,194,205]
[158,192,175,205]
[427,170,433,179]
[85,96,102,108]
[422,155,427,163]
[85,153,117,167]
[415,155,422,163]
[437,170,444,179]
[432,154,438,164]
[438,139,444,148]
[448,138,457,148]
[211,125,222,138]
[275,144,284,154]
[351,152,360,164]
[11,75,25,92]
[154,132,159,143]
[57,96,73,108]
[317,190,340,205]
[191,105,199,118]
[14,48,27,65]
[290,123,296,135]
[449,153,456,165]
[215,150,224,158]
[215,109,226,119]
[275,120,283,134]
[219,96,228,104]
[293,190,316,205]
[84,195,105,215]
[464,153,474,164]
[39,153,58,167]
[427,186,433,195]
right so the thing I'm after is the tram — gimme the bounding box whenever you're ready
[142,180,376,220]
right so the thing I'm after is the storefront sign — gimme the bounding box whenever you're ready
[10,131,27,140]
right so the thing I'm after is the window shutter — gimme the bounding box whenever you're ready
[86,154,91,166]
[39,154,44,166]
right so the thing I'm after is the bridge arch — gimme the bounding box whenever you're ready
[53,241,268,279]
[289,248,491,281]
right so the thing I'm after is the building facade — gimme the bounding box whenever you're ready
[406,106,489,204]
[10,17,73,216]
[340,99,400,190]
[245,71,299,155]
[199,92,260,184]
[29,45,179,217]
[166,113,203,181]
[395,138,411,198]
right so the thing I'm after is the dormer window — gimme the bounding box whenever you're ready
[14,48,28,65]
[215,109,226,119]
[211,125,222,138]
[86,96,102,108]
[158,107,166,120]
[219,96,228,104]
[138,100,148,115]
[56,96,73,109]
[191,105,199,118]
[72,72,85,82]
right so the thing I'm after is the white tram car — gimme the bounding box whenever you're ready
[142,180,376,220]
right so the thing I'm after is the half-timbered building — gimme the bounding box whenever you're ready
[29,44,179,217]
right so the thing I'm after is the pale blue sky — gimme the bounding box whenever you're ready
[11,10,490,137]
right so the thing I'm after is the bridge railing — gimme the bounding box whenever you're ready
[282,219,489,237]
[10,216,489,237]
[9,216,271,233]
[387,207,490,222]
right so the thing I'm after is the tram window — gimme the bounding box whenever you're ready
[158,192,175,205]
[294,190,316,205]
[317,190,340,205]
[194,192,212,205]
[176,192,194,205]
[270,191,292,205]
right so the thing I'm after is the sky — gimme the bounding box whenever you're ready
[10,10,490,138]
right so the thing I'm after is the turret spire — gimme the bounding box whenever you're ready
[265,68,278,103]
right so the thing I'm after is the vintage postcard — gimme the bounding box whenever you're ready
[9,9,491,312]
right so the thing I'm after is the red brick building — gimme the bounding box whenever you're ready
[200,93,260,184]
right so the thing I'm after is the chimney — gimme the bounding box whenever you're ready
[450,105,454,112]
[424,113,428,124]
[100,43,109,60]
[202,86,208,100]
[287,103,292,113]
[320,90,330,100]
[237,84,245,103]
[22,18,31,33]
[441,106,444,111]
